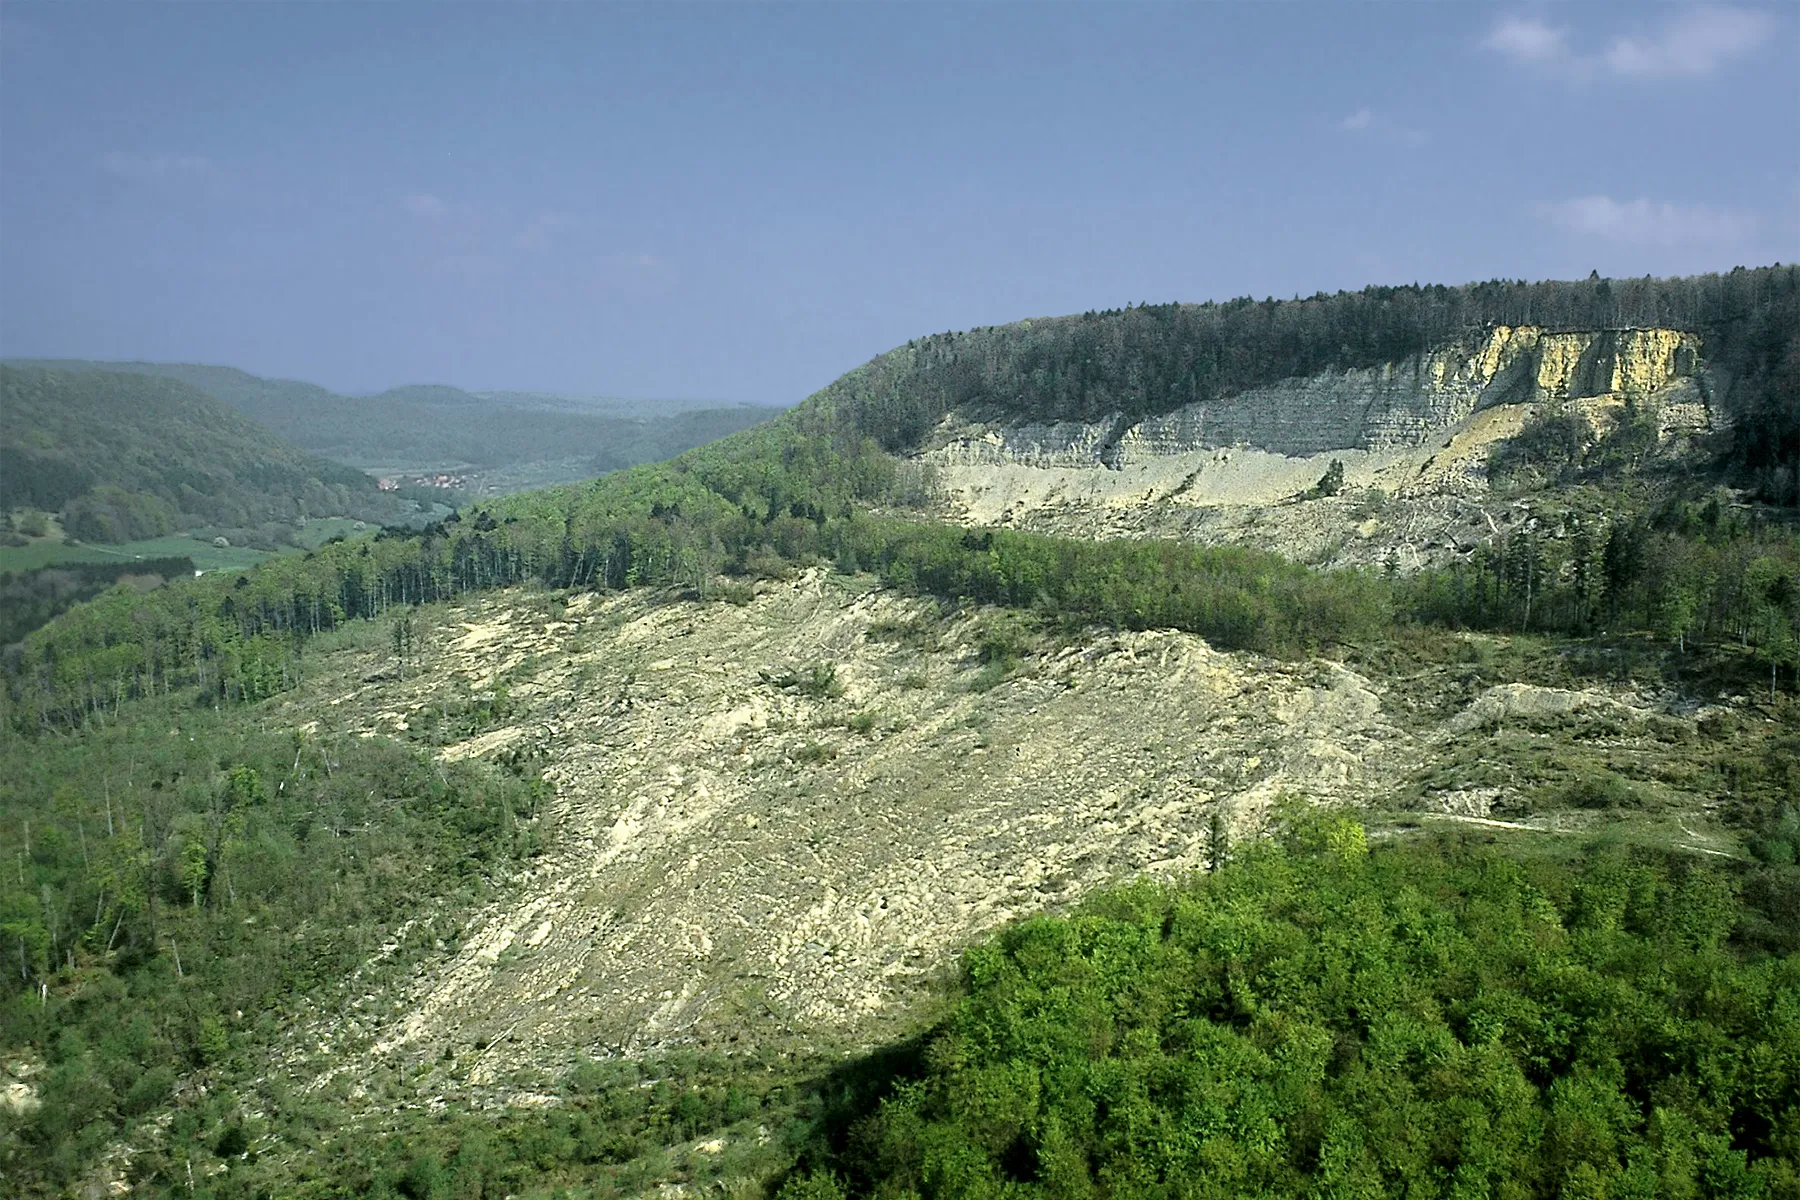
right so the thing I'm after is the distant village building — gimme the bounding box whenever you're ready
[375,474,463,491]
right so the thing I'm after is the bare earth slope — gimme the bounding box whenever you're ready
[269,574,1413,1101]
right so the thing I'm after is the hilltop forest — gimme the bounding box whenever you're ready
[822,266,1800,496]
[2,266,1799,1198]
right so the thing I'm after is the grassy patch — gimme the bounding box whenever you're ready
[0,533,269,574]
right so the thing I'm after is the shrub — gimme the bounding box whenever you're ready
[766,662,844,700]
[866,616,939,649]
[1752,805,1800,865]
[196,1015,230,1064]
[971,616,1034,690]
[714,580,756,606]
[968,661,1010,693]
[1351,486,1390,519]
[778,1172,848,1200]
[1304,457,1346,499]
[795,741,837,765]
[122,1066,176,1116]
[1553,770,1644,810]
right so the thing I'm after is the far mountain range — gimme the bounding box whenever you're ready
[3,358,783,492]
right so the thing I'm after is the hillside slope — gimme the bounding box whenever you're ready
[805,267,1796,568]
[50,573,1778,1197]
[0,365,410,540]
[78,570,1762,1105]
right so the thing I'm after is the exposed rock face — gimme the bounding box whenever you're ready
[922,326,1715,569]
[1,1081,38,1115]
[1445,683,1649,735]
[936,326,1703,467]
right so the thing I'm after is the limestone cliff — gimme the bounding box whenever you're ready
[933,326,1707,468]
[921,326,1718,570]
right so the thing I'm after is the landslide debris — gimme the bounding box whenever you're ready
[259,572,1748,1112]
[268,573,1415,1101]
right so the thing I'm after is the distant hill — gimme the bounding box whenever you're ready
[5,359,784,482]
[7,359,347,441]
[0,365,412,542]
[472,389,744,418]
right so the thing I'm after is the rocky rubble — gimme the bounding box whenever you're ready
[273,574,1419,1099]
[248,571,1750,1118]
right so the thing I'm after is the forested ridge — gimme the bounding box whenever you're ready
[815,266,1800,494]
[6,358,783,476]
[0,367,410,542]
[7,268,1800,729]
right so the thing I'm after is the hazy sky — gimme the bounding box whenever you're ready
[1,3,1794,404]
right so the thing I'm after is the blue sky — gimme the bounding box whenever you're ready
[1,3,1794,405]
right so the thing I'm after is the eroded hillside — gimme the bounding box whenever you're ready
[917,326,1720,568]
[255,572,1753,1114]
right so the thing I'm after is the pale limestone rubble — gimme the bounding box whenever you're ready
[277,577,1416,1097]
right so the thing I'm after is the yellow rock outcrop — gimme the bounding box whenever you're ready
[1450,325,1698,404]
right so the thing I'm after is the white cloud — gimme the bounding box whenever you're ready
[1336,107,1428,146]
[1483,6,1776,79]
[402,193,448,218]
[1483,16,1571,65]
[1538,195,1753,244]
[99,152,215,181]
[1602,6,1776,77]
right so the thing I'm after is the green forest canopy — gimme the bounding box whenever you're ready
[783,818,1800,1199]
[0,366,411,541]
